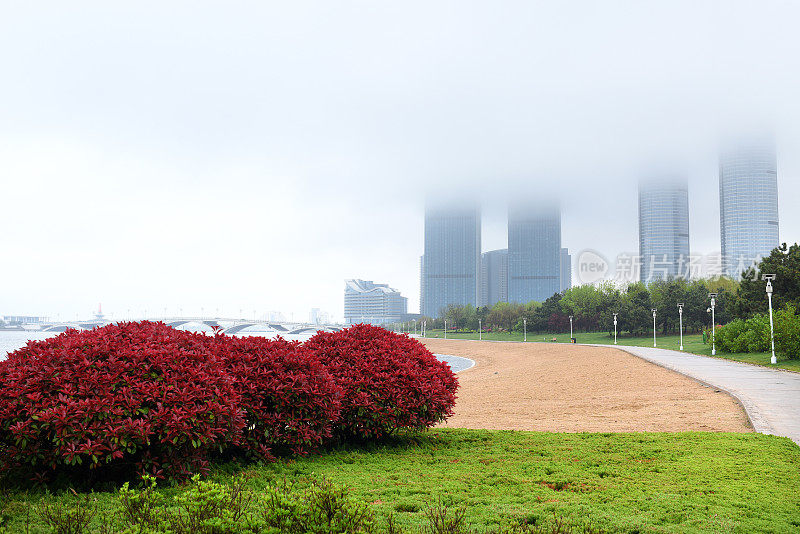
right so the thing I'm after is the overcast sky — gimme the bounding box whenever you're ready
[2,1,799,322]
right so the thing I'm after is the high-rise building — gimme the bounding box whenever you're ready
[479,249,508,307]
[507,203,561,303]
[638,176,690,282]
[719,139,779,277]
[344,279,408,325]
[421,205,481,318]
[419,255,425,315]
[309,308,330,325]
[559,248,572,292]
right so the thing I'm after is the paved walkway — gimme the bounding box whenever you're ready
[593,344,800,445]
[434,354,475,373]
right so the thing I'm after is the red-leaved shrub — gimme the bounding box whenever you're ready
[0,322,244,483]
[210,335,341,460]
[304,324,458,440]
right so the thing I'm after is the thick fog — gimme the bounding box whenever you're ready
[2,1,799,320]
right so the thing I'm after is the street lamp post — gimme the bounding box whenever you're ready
[652,308,657,347]
[478,319,482,341]
[708,293,717,355]
[523,318,527,342]
[613,313,618,345]
[677,303,684,351]
[569,315,573,341]
[763,274,777,364]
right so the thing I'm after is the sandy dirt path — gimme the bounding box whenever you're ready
[423,339,751,433]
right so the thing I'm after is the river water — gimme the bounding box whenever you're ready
[0,330,474,372]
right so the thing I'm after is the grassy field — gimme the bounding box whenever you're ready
[4,429,800,532]
[421,330,800,372]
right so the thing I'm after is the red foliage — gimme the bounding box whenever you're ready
[0,322,244,482]
[304,324,458,440]
[210,335,341,459]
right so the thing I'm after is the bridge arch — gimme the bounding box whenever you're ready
[170,321,216,333]
[286,326,341,335]
[42,323,86,333]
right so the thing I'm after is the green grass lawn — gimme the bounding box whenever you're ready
[422,330,800,372]
[4,430,800,532]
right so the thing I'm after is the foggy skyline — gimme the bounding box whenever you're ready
[2,1,800,321]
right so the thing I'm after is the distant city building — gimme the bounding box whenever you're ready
[421,205,481,318]
[479,249,508,308]
[638,176,690,282]
[1,315,50,325]
[267,311,287,322]
[508,203,561,303]
[559,248,572,292]
[419,255,425,315]
[308,308,330,325]
[344,279,408,325]
[719,139,779,277]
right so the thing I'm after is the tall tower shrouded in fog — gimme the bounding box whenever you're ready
[479,249,508,308]
[507,202,561,304]
[719,139,779,278]
[638,176,690,282]
[421,204,481,318]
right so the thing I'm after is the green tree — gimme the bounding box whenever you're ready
[487,302,522,331]
[650,279,694,334]
[618,282,653,336]
[734,243,800,319]
[444,304,477,330]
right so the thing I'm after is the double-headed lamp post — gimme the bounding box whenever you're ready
[677,303,684,351]
[613,313,618,345]
[708,293,717,355]
[763,274,777,365]
[569,315,573,340]
[652,308,657,347]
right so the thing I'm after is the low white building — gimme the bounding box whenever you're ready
[344,279,407,325]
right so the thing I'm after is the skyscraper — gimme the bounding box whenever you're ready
[421,204,481,318]
[719,139,779,278]
[559,248,572,292]
[638,176,690,282]
[479,249,508,307]
[507,203,561,303]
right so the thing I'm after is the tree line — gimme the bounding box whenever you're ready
[417,243,800,337]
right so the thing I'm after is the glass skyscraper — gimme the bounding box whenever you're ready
[507,203,561,304]
[638,176,690,282]
[479,249,508,308]
[559,248,572,292]
[719,140,779,278]
[421,205,481,318]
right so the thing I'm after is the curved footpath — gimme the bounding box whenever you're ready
[433,353,475,373]
[591,344,800,445]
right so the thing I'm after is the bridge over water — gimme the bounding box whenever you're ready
[37,317,343,336]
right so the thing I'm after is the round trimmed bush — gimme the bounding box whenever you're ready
[210,335,342,460]
[0,322,244,483]
[304,324,458,441]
